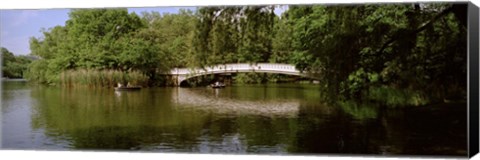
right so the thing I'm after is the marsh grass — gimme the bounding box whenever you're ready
[60,69,148,88]
[366,86,429,107]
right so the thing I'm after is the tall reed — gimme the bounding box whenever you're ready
[60,69,149,88]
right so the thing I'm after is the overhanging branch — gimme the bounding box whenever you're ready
[376,5,455,55]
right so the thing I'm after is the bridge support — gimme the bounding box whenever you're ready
[170,75,187,86]
[176,75,186,86]
[222,73,232,85]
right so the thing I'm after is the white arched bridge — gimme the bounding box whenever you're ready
[167,63,318,86]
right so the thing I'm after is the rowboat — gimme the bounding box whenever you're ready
[210,81,226,88]
[115,83,141,91]
[114,86,141,91]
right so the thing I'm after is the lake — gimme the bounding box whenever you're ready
[1,81,467,157]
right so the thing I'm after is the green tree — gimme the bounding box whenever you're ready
[270,13,294,63]
[191,6,276,67]
[139,9,197,69]
[284,3,467,103]
[2,47,32,78]
[27,9,148,84]
[65,8,145,69]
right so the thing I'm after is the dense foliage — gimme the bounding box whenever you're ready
[1,47,33,78]
[191,6,275,66]
[281,4,467,104]
[25,3,467,105]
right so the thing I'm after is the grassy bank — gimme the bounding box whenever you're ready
[60,69,149,88]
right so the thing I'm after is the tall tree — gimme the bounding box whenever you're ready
[284,3,467,102]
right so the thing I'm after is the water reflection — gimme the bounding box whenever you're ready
[172,88,300,118]
[25,86,303,152]
[2,82,69,150]
[1,82,467,156]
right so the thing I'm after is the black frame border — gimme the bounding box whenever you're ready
[468,1,479,158]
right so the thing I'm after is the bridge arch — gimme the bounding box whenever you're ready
[168,63,318,86]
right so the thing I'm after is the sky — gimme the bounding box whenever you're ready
[0,7,197,55]
[0,6,287,56]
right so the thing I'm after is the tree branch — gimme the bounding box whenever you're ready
[376,5,455,55]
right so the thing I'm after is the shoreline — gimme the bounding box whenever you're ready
[1,78,27,82]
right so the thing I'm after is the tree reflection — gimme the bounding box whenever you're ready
[24,84,466,156]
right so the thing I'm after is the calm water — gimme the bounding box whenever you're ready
[1,81,467,156]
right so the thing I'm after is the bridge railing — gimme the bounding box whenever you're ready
[169,63,298,75]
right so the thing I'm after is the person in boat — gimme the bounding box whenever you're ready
[118,82,134,88]
[211,81,225,87]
